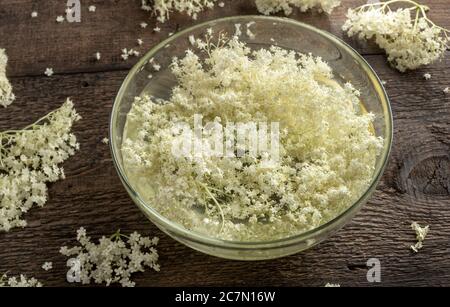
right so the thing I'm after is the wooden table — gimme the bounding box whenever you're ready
[0,0,449,287]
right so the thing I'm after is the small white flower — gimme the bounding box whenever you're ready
[121,49,131,61]
[31,11,38,18]
[44,68,54,76]
[137,39,144,45]
[423,73,431,80]
[56,15,65,23]
[88,5,96,12]
[443,87,449,94]
[102,137,109,145]
[152,64,161,71]
[95,52,101,61]
[140,22,148,29]
[153,27,161,32]
[42,262,53,271]
[410,222,429,253]
[218,2,225,8]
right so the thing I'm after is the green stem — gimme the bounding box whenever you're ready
[109,229,130,241]
[356,0,425,10]
[198,182,225,233]
[413,7,420,30]
[0,107,60,136]
[355,0,450,35]
[0,105,64,168]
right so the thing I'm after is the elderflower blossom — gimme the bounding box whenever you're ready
[255,0,341,15]
[42,262,53,271]
[0,99,80,232]
[121,48,140,61]
[44,68,54,76]
[60,228,160,287]
[122,35,383,241]
[141,0,217,23]
[0,273,42,287]
[342,1,449,72]
[0,49,15,108]
[410,222,429,252]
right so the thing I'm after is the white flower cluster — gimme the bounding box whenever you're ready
[60,228,160,287]
[0,273,42,287]
[141,0,217,23]
[255,0,341,15]
[121,48,140,61]
[122,35,383,241]
[0,49,15,108]
[0,99,80,232]
[342,1,449,72]
[410,222,429,252]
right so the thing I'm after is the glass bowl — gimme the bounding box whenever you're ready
[110,16,393,260]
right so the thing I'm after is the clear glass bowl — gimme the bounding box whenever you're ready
[110,16,393,260]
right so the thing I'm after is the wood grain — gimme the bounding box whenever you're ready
[0,0,449,287]
[1,0,449,77]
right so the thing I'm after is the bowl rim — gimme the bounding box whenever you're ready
[110,15,393,250]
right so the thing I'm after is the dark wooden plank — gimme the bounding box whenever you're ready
[0,50,448,286]
[1,0,449,77]
[1,0,449,287]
